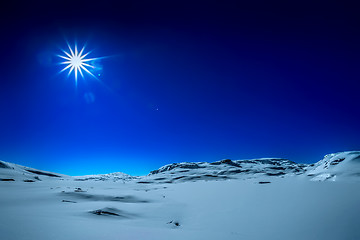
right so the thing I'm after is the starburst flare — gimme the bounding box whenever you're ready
[58,43,101,85]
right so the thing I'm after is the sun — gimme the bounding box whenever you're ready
[58,43,101,84]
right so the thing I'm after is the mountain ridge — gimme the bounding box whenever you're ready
[1,151,359,182]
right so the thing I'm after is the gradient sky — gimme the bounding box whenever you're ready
[0,1,359,176]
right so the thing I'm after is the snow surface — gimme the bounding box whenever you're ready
[1,151,360,240]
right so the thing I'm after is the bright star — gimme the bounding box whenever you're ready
[58,43,102,85]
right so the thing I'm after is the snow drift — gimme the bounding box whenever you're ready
[1,151,360,240]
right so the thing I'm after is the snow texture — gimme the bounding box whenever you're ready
[1,151,360,240]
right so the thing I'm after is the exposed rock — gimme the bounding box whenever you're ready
[23,179,35,182]
[167,220,181,227]
[62,200,77,203]
[90,207,135,218]
[0,161,10,169]
[150,162,205,174]
[74,187,86,192]
[210,159,241,167]
[60,192,149,203]
[25,169,60,177]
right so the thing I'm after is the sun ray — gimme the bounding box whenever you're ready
[82,57,102,62]
[57,55,71,61]
[80,64,98,79]
[60,64,72,73]
[82,62,95,68]
[78,66,84,78]
[78,45,85,57]
[67,43,75,57]
[62,50,72,59]
[75,44,78,56]
[68,65,75,76]
[80,50,92,59]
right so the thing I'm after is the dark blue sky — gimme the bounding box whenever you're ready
[0,1,359,176]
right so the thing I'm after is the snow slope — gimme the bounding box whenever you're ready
[306,151,360,181]
[1,151,360,240]
[0,160,68,182]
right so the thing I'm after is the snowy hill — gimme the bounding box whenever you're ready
[306,151,360,181]
[145,152,360,183]
[0,160,68,182]
[143,158,306,184]
[74,172,136,182]
[0,160,135,182]
[2,151,360,183]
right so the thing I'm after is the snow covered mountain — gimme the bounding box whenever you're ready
[0,160,67,182]
[2,151,360,183]
[74,172,136,182]
[141,158,306,184]
[306,151,360,181]
[145,151,360,183]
